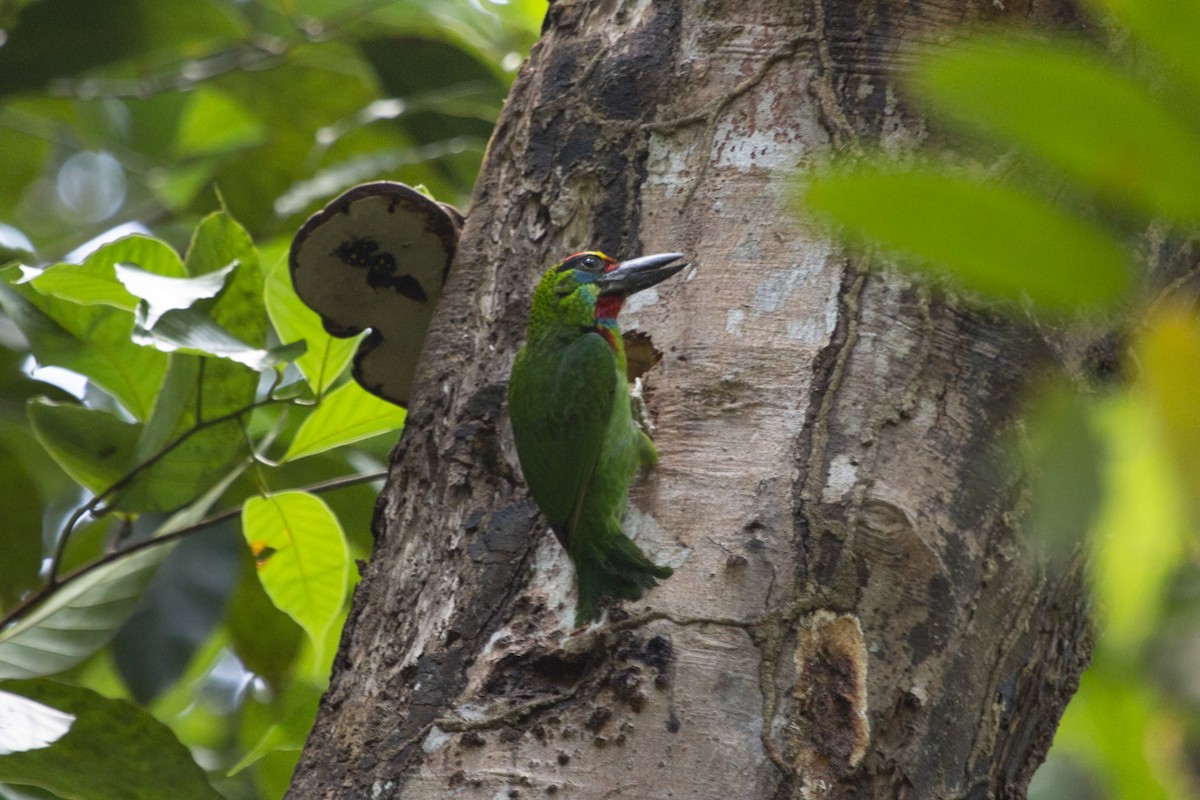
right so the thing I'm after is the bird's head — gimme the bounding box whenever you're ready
[533,250,687,330]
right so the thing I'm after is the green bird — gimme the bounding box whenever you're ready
[508,250,687,625]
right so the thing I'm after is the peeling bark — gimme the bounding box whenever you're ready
[287,1,1092,798]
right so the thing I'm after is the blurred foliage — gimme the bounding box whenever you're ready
[0,1,541,798]
[805,0,1200,797]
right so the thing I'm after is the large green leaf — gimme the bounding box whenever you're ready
[114,260,234,324]
[0,423,51,611]
[0,279,168,422]
[27,399,139,496]
[115,212,266,512]
[913,36,1200,222]
[0,688,75,755]
[28,235,186,310]
[241,492,348,661]
[263,256,356,395]
[1090,0,1200,92]
[133,307,306,370]
[0,678,221,800]
[112,358,248,514]
[805,165,1132,311]
[0,545,170,679]
[283,380,406,462]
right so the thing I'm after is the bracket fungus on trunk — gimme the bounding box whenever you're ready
[289,181,463,406]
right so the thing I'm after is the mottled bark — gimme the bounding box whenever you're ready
[288,1,1093,798]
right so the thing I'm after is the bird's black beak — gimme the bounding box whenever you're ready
[596,252,687,297]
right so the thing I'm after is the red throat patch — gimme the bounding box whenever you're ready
[595,295,624,322]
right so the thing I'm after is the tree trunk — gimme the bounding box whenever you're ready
[288,1,1093,798]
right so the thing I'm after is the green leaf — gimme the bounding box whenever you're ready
[1050,659,1174,800]
[225,550,303,690]
[1089,393,1188,651]
[283,380,406,462]
[113,357,248,514]
[0,424,51,611]
[27,399,139,496]
[0,545,170,679]
[264,256,357,395]
[1138,309,1200,505]
[1090,0,1200,92]
[0,678,221,800]
[115,260,235,325]
[227,681,322,775]
[912,36,1200,222]
[805,165,1132,311]
[27,235,186,310]
[0,277,168,422]
[115,211,266,512]
[241,492,348,661]
[133,307,306,370]
[174,86,266,158]
[1021,385,1105,562]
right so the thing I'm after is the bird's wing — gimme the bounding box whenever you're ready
[512,332,617,547]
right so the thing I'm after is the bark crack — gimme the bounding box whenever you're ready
[647,29,820,210]
[794,266,867,596]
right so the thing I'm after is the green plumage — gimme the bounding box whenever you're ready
[508,251,683,624]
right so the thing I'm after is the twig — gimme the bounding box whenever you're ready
[1,469,388,629]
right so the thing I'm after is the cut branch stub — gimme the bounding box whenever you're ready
[289,182,464,406]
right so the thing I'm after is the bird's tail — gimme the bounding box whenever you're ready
[573,528,672,625]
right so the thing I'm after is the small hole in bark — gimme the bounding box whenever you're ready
[623,330,661,381]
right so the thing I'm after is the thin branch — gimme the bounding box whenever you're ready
[46,392,308,585]
[2,469,388,630]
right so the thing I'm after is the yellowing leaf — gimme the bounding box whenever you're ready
[240,492,348,661]
[1138,308,1200,505]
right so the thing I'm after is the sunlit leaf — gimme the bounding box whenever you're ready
[1138,308,1200,504]
[116,211,266,512]
[1089,393,1188,651]
[913,36,1200,222]
[115,260,235,326]
[264,256,356,395]
[0,545,170,679]
[240,492,348,661]
[27,399,139,496]
[133,307,306,370]
[0,678,221,799]
[805,165,1132,311]
[283,380,406,462]
[0,276,168,422]
[27,235,186,310]
[0,689,75,755]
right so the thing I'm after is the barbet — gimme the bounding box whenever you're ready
[508,251,686,624]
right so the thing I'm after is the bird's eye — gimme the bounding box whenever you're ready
[581,255,602,271]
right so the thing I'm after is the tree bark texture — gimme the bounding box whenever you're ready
[289,1,1093,798]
